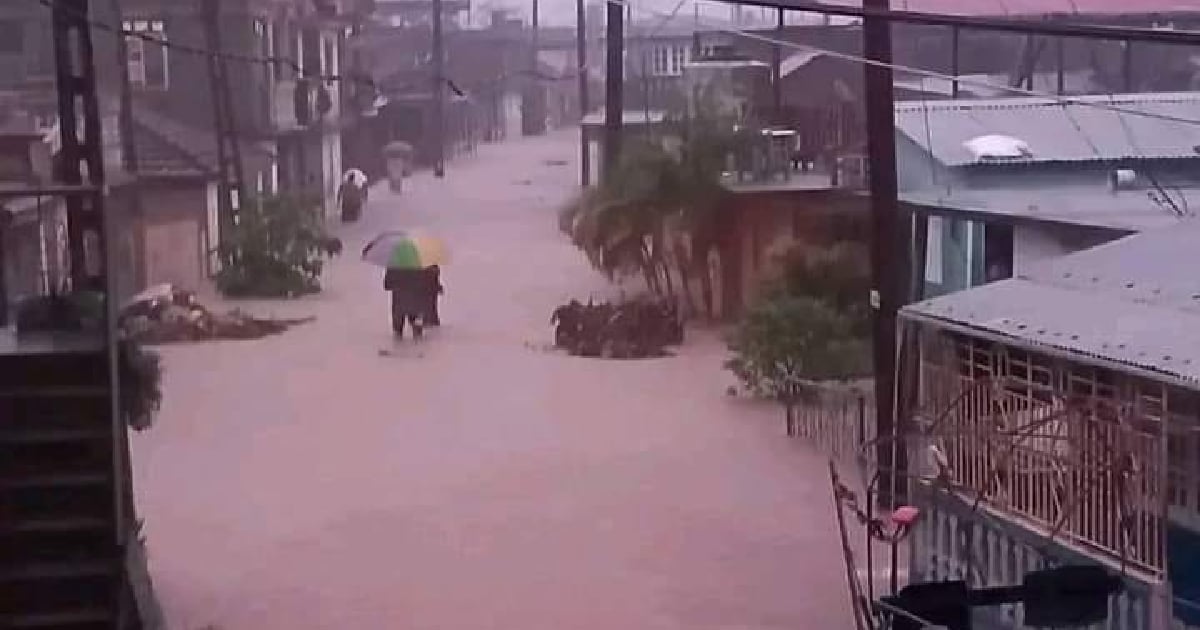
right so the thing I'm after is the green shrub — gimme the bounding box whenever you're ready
[763,240,872,337]
[725,295,871,402]
[215,194,342,298]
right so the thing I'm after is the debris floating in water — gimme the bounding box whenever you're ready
[120,284,315,344]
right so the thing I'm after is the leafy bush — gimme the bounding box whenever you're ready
[215,194,342,298]
[725,295,871,402]
[763,240,872,337]
[119,339,161,431]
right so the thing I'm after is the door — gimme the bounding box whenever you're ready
[145,219,203,290]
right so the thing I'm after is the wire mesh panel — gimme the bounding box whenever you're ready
[913,329,1179,577]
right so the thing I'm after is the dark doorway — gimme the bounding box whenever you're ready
[983,222,1014,282]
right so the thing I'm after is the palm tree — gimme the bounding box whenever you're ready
[560,139,682,297]
[559,88,746,317]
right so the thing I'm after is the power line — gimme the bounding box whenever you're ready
[606,0,1200,127]
[29,0,375,87]
[31,0,578,95]
[39,0,1200,127]
[692,0,1200,46]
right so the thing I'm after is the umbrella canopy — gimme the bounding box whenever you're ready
[362,230,447,269]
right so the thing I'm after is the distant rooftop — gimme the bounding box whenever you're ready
[901,184,1200,232]
[892,70,1099,100]
[132,107,272,179]
[903,219,1200,389]
[817,0,1200,15]
[895,92,1200,166]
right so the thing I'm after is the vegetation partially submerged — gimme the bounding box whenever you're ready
[551,296,684,359]
[558,97,734,320]
[215,193,343,298]
[725,241,873,427]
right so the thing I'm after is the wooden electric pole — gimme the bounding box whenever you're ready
[862,0,908,508]
[202,0,245,243]
[109,0,146,289]
[603,0,624,181]
[577,0,590,185]
[432,0,446,177]
[772,7,783,120]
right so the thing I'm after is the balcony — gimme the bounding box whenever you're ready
[721,127,837,193]
[271,79,341,134]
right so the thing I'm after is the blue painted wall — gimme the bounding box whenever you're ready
[908,488,1160,630]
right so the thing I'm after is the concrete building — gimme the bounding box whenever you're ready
[894,92,1200,299]
[900,220,1200,630]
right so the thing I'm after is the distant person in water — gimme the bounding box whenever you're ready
[338,169,367,223]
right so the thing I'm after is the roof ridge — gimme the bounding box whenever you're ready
[131,112,216,176]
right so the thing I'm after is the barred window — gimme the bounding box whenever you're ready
[123,20,169,90]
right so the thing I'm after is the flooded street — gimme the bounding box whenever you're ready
[133,131,857,630]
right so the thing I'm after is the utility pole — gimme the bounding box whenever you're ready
[53,0,107,293]
[772,7,784,121]
[202,0,245,242]
[603,0,624,181]
[432,0,446,177]
[528,0,544,136]
[109,0,146,289]
[576,0,590,185]
[862,0,908,508]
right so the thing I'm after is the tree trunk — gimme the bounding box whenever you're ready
[639,243,662,296]
[691,241,716,320]
[672,236,699,316]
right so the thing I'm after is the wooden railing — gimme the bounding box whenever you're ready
[917,363,1167,576]
[788,382,876,467]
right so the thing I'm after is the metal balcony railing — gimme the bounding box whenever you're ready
[271,79,341,133]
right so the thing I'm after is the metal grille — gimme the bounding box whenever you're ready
[914,331,1186,576]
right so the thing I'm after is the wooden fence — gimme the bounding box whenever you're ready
[787,381,877,467]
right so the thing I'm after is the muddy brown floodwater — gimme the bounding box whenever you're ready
[133,131,860,630]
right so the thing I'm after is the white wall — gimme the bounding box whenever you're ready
[503,93,523,140]
[1013,224,1071,275]
[205,182,220,276]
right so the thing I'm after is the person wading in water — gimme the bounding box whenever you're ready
[338,170,366,223]
[384,268,425,339]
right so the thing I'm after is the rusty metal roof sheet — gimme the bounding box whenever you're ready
[895,92,1200,167]
[900,186,1200,231]
[820,0,1200,15]
[902,221,1200,387]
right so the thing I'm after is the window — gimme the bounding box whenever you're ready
[0,20,24,55]
[123,20,168,90]
[983,223,1014,283]
[671,46,687,75]
[301,29,321,78]
[651,47,667,75]
[323,35,337,76]
[924,215,944,285]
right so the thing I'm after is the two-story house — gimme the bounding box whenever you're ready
[624,22,699,114]
[900,218,1200,630]
[894,92,1200,300]
[118,0,364,216]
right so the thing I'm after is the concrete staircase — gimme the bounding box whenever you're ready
[0,335,135,630]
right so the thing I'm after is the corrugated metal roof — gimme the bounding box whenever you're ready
[820,0,1200,15]
[902,221,1200,387]
[893,70,1099,100]
[131,107,272,178]
[895,92,1200,166]
[900,185,1200,231]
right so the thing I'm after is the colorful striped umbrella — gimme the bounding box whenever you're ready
[361,230,447,270]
